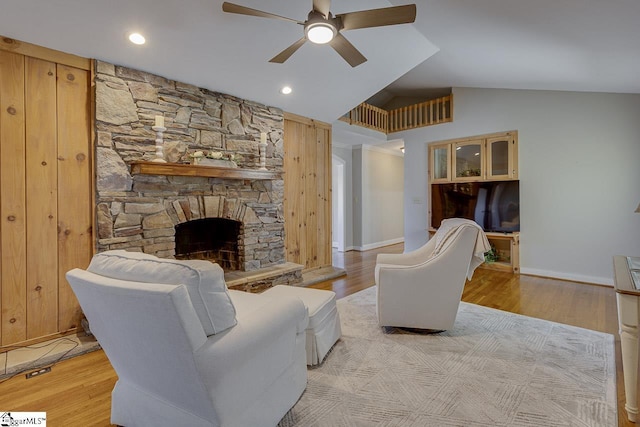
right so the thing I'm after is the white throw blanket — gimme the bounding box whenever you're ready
[433,218,491,280]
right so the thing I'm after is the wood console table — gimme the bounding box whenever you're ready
[614,255,640,422]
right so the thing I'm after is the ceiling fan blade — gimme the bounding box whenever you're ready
[329,33,367,67]
[222,2,301,24]
[312,0,331,17]
[269,37,307,63]
[337,4,416,31]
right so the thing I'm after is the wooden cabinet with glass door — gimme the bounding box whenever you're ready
[486,134,518,180]
[428,131,518,183]
[429,143,451,183]
[453,139,485,181]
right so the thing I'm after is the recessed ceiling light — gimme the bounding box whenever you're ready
[128,33,146,45]
[280,86,292,95]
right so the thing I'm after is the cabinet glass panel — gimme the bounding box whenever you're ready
[455,143,482,178]
[433,146,449,180]
[490,139,509,176]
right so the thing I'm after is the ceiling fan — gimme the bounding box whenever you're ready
[221,1,417,67]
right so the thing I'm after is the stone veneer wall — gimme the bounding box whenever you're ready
[94,61,286,271]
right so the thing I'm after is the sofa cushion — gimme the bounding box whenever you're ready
[87,250,236,335]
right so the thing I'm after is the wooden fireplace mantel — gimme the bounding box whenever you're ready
[130,161,283,180]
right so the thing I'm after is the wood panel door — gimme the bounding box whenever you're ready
[283,113,332,271]
[0,50,27,345]
[0,39,92,348]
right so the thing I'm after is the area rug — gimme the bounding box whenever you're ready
[279,286,616,426]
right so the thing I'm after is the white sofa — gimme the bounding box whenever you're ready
[375,218,490,331]
[66,250,308,427]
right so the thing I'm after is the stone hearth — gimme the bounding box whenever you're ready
[93,60,302,290]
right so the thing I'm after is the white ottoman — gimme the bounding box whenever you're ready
[263,285,341,366]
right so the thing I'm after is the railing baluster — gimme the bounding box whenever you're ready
[402,107,406,131]
[391,110,396,132]
[390,110,394,133]
[393,110,400,131]
[429,100,434,124]
[394,109,398,131]
[404,106,408,129]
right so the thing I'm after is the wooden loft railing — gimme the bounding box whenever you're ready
[341,103,389,133]
[389,94,453,132]
[340,94,453,134]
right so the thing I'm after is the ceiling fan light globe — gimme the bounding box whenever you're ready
[306,22,336,44]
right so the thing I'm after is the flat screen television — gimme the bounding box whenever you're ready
[431,181,520,232]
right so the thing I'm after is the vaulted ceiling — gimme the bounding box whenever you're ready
[1,0,639,125]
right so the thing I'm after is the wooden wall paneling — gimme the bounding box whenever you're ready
[0,40,92,348]
[283,112,332,272]
[0,37,91,71]
[314,128,326,268]
[317,126,332,267]
[304,123,318,269]
[283,119,305,265]
[324,127,332,265]
[0,50,27,345]
[56,64,91,332]
[25,57,58,339]
[313,126,328,268]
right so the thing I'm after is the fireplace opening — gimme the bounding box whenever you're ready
[175,218,242,271]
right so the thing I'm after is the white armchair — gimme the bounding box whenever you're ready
[66,250,308,427]
[375,218,490,331]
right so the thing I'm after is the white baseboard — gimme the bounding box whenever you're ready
[520,267,613,287]
[353,237,404,252]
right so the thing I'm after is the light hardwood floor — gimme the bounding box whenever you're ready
[0,243,629,426]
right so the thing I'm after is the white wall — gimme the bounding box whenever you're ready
[332,142,405,251]
[396,87,640,285]
[355,145,405,250]
[332,155,345,251]
[352,148,363,249]
[332,145,355,251]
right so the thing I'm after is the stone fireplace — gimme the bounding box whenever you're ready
[93,60,302,290]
